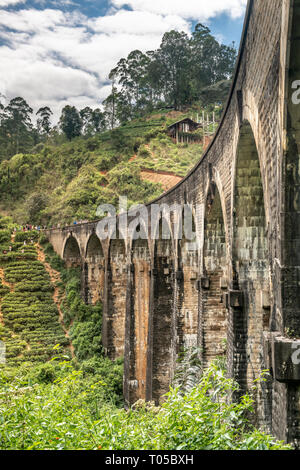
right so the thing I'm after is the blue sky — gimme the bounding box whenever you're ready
[0,0,247,121]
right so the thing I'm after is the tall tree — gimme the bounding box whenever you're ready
[103,74,118,129]
[106,24,237,120]
[80,107,106,136]
[59,105,82,140]
[190,24,236,99]
[2,97,33,156]
[36,106,53,136]
[154,31,192,110]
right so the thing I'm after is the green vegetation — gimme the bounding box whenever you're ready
[0,108,211,225]
[0,22,233,227]
[39,235,103,361]
[0,218,124,410]
[0,361,291,450]
[0,224,69,366]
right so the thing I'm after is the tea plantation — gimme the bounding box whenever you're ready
[0,228,69,366]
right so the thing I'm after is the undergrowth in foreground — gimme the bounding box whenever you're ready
[0,361,291,450]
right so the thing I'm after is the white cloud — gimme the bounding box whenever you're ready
[0,6,192,121]
[0,1,246,123]
[89,9,189,35]
[0,0,26,7]
[111,0,247,21]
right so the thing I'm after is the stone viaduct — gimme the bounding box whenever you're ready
[45,0,300,445]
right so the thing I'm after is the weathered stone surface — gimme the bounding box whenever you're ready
[272,336,300,383]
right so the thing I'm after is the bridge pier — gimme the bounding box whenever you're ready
[201,184,228,367]
[146,220,175,404]
[124,238,151,405]
[176,211,199,356]
[104,237,127,360]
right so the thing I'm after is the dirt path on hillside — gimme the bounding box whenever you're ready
[0,268,14,293]
[140,169,182,191]
[36,244,75,359]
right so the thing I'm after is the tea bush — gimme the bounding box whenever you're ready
[0,231,70,366]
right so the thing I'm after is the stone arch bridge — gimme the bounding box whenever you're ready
[45,0,300,445]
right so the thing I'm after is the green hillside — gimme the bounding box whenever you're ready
[0,106,214,227]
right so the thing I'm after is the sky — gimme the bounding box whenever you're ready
[0,0,247,123]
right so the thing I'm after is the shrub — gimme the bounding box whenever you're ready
[0,362,291,450]
[14,231,39,243]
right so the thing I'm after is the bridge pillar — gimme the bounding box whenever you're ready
[124,239,151,406]
[231,121,271,429]
[146,222,175,404]
[85,233,105,304]
[279,0,300,444]
[103,237,127,360]
[176,213,199,357]
[201,185,227,368]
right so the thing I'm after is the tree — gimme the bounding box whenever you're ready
[80,107,106,136]
[154,31,192,110]
[2,97,33,156]
[59,105,82,140]
[106,24,237,119]
[103,75,118,130]
[190,24,236,100]
[37,106,53,136]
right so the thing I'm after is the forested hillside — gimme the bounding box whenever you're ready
[0,106,219,226]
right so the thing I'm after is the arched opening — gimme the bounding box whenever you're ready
[232,122,269,404]
[150,218,174,404]
[177,207,199,354]
[85,233,105,304]
[129,237,151,403]
[63,235,81,268]
[202,185,227,367]
[107,235,127,360]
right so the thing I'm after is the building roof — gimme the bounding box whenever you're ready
[167,117,200,130]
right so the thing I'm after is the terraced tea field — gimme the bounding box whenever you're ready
[0,228,70,366]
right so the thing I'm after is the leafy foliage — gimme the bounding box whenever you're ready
[105,23,236,123]
[0,362,291,450]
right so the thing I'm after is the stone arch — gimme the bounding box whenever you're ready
[148,217,175,404]
[84,233,105,304]
[232,121,270,408]
[176,205,199,355]
[63,235,81,268]
[201,183,228,367]
[106,233,127,359]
